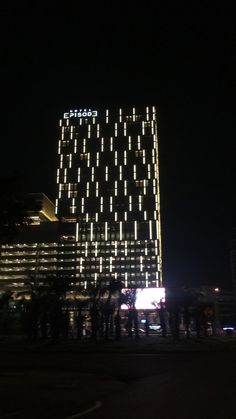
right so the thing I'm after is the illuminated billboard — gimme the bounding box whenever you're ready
[121,288,165,310]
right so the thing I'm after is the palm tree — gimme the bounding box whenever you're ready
[101,280,123,340]
[122,288,139,339]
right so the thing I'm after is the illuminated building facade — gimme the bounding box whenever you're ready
[0,194,59,291]
[56,106,162,288]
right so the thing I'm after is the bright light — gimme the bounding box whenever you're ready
[121,288,165,310]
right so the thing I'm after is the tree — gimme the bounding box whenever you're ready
[122,288,139,340]
[101,280,123,340]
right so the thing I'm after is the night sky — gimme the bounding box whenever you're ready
[0,6,235,289]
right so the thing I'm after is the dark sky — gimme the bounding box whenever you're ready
[0,6,235,289]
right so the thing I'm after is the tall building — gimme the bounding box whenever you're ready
[56,106,162,289]
[0,194,59,291]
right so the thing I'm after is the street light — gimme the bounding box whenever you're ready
[212,288,221,335]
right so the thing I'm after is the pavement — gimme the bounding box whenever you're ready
[0,334,236,354]
[0,335,236,418]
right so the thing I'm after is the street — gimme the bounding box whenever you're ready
[0,340,235,418]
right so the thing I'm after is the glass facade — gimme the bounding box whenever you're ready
[56,106,162,288]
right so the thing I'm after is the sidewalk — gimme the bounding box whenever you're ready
[1,334,236,353]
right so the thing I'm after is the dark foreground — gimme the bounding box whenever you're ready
[0,336,236,419]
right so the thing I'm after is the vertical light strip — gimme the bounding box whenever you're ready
[134,221,137,240]
[140,256,143,272]
[100,257,102,272]
[106,109,109,123]
[145,243,148,256]
[68,183,71,198]
[105,222,108,241]
[95,242,98,257]
[129,196,132,211]
[138,135,141,150]
[101,137,104,151]
[124,180,127,196]
[115,122,118,137]
[85,242,88,257]
[145,272,148,287]
[76,223,79,242]
[119,165,122,180]
[153,179,156,194]
[151,120,154,134]
[119,108,122,122]
[100,196,103,212]
[109,256,113,272]
[78,168,80,182]
[128,136,131,150]
[80,257,83,273]
[119,221,122,241]
[81,197,84,213]
[124,150,127,165]
[90,222,93,241]
[96,182,99,197]
[91,167,94,182]
[124,122,127,135]
[74,139,77,153]
[156,220,159,239]
[96,152,99,167]
[125,272,128,287]
[110,196,113,212]
[152,148,155,164]
[139,195,142,211]
[133,164,136,180]
[142,121,145,135]
[125,241,128,256]
[149,220,153,240]
[143,180,146,195]
[115,181,117,196]
[143,149,146,164]
[115,151,118,166]
[110,137,113,151]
